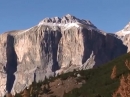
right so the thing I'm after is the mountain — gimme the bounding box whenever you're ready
[116,22,130,37]
[0,14,127,96]
[14,53,130,97]
[116,22,130,52]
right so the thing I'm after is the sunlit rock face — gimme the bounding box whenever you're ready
[116,22,130,52]
[0,14,127,96]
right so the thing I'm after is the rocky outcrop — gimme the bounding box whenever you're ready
[116,22,130,52]
[121,34,130,52]
[0,14,127,96]
[116,22,130,37]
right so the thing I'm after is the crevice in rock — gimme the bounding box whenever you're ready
[51,31,62,72]
[82,28,93,64]
[41,30,62,73]
[5,35,17,93]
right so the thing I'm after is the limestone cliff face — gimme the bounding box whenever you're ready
[0,14,127,96]
[116,22,130,52]
[121,34,130,52]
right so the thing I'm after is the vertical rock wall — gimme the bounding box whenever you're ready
[0,24,127,96]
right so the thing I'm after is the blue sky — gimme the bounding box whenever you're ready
[0,0,130,33]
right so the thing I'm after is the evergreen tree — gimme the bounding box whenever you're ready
[111,65,117,79]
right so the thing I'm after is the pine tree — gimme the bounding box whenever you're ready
[43,86,48,94]
[6,93,13,97]
[111,65,117,79]
[44,76,48,85]
[125,60,130,70]
[112,74,130,97]
[29,87,33,97]
[22,88,30,97]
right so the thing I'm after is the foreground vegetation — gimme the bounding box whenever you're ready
[8,53,130,97]
[64,53,130,97]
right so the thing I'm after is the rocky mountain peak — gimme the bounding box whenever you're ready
[65,14,74,18]
[38,14,96,28]
[52,17,61,23]
[40,14,78,24]
[61,14,78,23]
[41,17,52,23]
[116,22,130,37]
[124,22,130,31]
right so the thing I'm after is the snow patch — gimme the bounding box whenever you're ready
[124,22,130,29]
[38,22,80,30]
[64,23,80,30]
[116,22,130,37]
[116,30,130,37]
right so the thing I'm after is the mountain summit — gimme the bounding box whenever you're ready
[124,22,130,31]
[0,14,127,96]
[116,22,130,37]
[38,14,98,32]
[115,22,130,52]
[39,14,94,25]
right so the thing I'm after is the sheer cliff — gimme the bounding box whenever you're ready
[0,14,127,96]
[116,22,130,52]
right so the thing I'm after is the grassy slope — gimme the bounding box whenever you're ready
[64,53,130,97]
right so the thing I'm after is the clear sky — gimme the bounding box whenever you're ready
[0,0,130,33]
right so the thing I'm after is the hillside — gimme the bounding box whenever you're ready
[63,53,130,97]
[11,53,130,97]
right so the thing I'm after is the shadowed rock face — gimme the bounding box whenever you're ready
[81,29,127,66]
[5,35,17,93]
[115,22,130,52]
[0,15,127,96]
